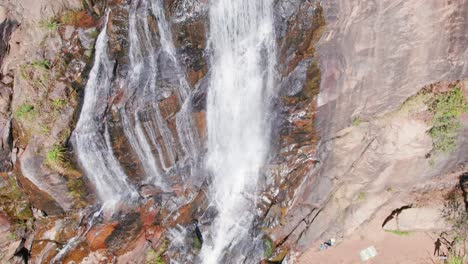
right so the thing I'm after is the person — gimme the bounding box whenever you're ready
[434,238,441,256]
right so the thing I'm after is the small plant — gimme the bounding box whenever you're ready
[385,230,412,236]
[40,19,59,31]
[15,104,37,121]
[46,144,66,165]
[52,99,67,110]
[358,192,366,201]
[428,87,467,153]
[31,60,51,70]
[352,116,363,126]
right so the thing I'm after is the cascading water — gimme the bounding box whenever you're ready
[73,0,201,203]
[201,0,277,263]
[73,12,137,205]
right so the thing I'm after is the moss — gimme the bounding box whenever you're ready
[31,60,51,70]
[263,238,274,258]
[67,178,85,199]
[428,87,467,153]
[304,61,321,98]
[15,104,38,121]
[193,235,202,251]
[385,230,412,236]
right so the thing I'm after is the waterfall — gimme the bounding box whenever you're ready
[73,12,137,204]
[74,0,201,203]
[201,0,277,262]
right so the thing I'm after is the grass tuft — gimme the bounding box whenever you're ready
[46,144,66,165]
[40,19,59,31]
[352,116,363,126]
[52,99,67,110]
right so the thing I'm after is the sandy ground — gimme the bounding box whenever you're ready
[298,206,445,264]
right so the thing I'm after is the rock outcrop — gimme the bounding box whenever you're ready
[278,0,468,256]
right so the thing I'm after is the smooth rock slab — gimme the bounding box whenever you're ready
[382,207,449,232]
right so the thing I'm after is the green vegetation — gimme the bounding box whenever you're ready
[40,19,59,31]
[15,104,37,121]
[193,236,202,251]
[428,87,467,153]
[0,176,34,233]
[31,60,51,70]
[441,185,468,264]
[447,256,464,264]
[46,144,66,165]
[358,192,366,201]
[52,99,67,110]
[264,238,273,258]
[6,233,17,241]
[352,116,363,126]
[19,60,53,91]
[147,246,166,264]
[67,178,85,199]
[385,230,412,236]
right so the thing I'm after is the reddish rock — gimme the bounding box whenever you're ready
[86,223,118,251]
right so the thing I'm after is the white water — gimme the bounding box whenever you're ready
[201,0,277,262]
[73,12,136,204]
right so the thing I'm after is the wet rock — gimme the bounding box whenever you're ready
[138,184,164,199]
[78,28,98,50]
[104,212,142,255]
[86,222,118,251]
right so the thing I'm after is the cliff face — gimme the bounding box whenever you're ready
[277,0,468,257]
[0,0,466,263]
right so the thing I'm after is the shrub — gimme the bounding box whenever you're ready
[428,87,467,153]
[59,10,96,28]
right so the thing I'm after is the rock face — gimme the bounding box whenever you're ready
[278,0,468,254]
